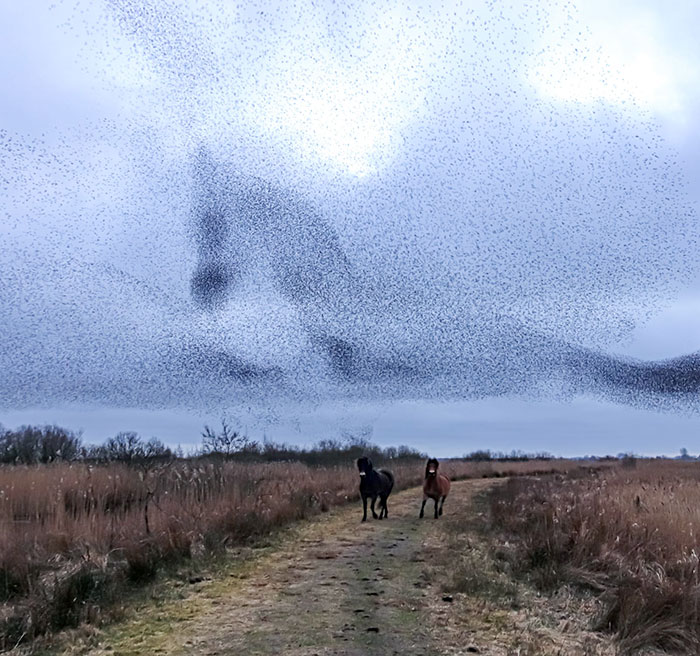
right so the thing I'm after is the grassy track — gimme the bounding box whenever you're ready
[31,479,613,656]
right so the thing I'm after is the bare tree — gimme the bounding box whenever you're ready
[0,425,83,464]
[103,432,144,463]
[201,419,250,456]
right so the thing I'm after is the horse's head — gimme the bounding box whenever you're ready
[357,456,373,478]
[425,458,439,479]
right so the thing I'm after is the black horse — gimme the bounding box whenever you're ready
[356,456,394,522]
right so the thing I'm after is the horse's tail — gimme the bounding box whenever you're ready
[378,468,395,493]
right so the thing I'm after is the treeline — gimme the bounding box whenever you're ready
[218,437,426,466]
[1,422,577,467]
[463,449,554,461]
[198,419,426,466]
[0,424,83,464]
[0,421,426,466]
[0,425,174,465]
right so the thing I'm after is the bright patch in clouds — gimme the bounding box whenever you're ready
[263,65,403,177]
[529,9,691,118]
[256,10,428,177]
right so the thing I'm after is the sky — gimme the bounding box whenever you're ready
[1,0,699,457]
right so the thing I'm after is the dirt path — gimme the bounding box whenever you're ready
[55,479,613,656]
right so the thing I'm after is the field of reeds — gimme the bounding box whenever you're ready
[0,454,584,649]
[491,459,700,655]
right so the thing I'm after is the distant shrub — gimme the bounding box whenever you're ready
[464,450,493,461]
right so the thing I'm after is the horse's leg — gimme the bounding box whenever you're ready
[439,496,446,516]
[382,495,389,518]
[434,497,439,519]
[420,497,427,518]
[371,495,379,519]
[362,494,368,522]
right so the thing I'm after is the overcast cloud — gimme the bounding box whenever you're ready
[1,0,699,454]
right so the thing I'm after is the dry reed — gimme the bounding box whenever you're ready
[0,456,582,648]
[491,460,700,654]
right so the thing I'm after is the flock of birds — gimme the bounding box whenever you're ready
[1,0,698,418]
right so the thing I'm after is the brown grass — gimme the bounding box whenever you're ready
[0,456,585,649]
[491,460,700,655]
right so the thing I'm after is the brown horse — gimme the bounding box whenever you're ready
[420,457,451,519]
